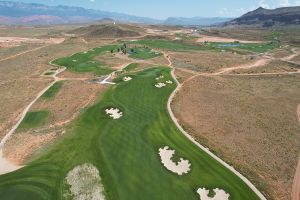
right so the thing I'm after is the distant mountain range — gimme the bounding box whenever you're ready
[225,6,300,27]
[0,1,299,27]
[164,17,232,26]
[0,1,162,25]
[0,1,232,26]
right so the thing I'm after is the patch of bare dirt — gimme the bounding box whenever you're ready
[32,80,105,127]
[3,131,58,165]
[0,37,64,48]
[0,37,91,141]
[197,35,263,43]
[174,68,195,83]
[169,51,254,73]
[232,60,299,74]
[172,75,300,200]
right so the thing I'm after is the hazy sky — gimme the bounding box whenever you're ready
[4,0,300,19]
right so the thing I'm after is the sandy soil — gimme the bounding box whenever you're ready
[31,80,105,126]
[105,108,123,119]
[3,131,57,165]
[0,37,65,48]
[169,51,253,73]
[0,38,90,141]
[172,75,300,200]
[197,35,263,44]
[159,146,191,175]
[292,158,300,200]
[65,163,106,200]
[291,105,300,200]
[197,188,230,200]
[165,52,266,200]
[215,56,272,75]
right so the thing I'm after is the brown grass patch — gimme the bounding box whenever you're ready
[169,51,254,73]
[172,75,300,200]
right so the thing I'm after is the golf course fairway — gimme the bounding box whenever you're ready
[0,67,262,200]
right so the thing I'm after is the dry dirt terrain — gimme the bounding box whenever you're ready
[170,51,256,73]
[172,74,300,200]
[3,80,106,165]
[1,24,300,200]
[0,37,90,141]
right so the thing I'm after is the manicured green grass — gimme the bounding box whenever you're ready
[18,111,49,130]
[0,67,261,200]
[41,82,63,99]
[128,47,161,59]
[208,42,279,53]
[52,45,118,75]
[44,72,54,76]
[130,39,214,51]
[123,63,139,72]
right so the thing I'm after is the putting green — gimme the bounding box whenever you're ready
[0,67,261,200]
[52,45,118,75]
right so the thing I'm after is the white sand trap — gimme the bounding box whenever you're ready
[166,80,173,84]
[156,75,164,80]
[197,188,230,200]
[65,163,105,200]
[105,108,123,119]
[72,60,77,62]
[83,51,88,54]
[159,146,191,175]
[155,83,166,88]
[123,76,132,82]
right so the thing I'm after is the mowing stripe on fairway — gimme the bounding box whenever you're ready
[0,67,263,200]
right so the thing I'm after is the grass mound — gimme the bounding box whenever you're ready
[42,82,63,99]
[0,67,261,200]
[18,111,49,130]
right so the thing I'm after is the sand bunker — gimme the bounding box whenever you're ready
[123,76,132,82]
[197,188,230,200]
[155,75,164,80]
[72,60,77,62]
[65,163,105,200]
[105,108,123,119]
[155,83,166,88]
[159,146,191,175]
[166,80,173,84]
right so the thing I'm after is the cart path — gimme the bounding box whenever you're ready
[163,52,267,200]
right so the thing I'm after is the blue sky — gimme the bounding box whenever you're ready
[5,0,300,19]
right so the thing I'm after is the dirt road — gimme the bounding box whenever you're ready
[214,57,272,75]
[163,52,267,200]
[0,66,65,175]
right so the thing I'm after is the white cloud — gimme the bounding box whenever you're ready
[294,0,300,5]
[277,0,290,6]
[259,0,271,8]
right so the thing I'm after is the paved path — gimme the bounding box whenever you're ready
[163,52,267,200]
[0,66,66,175]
